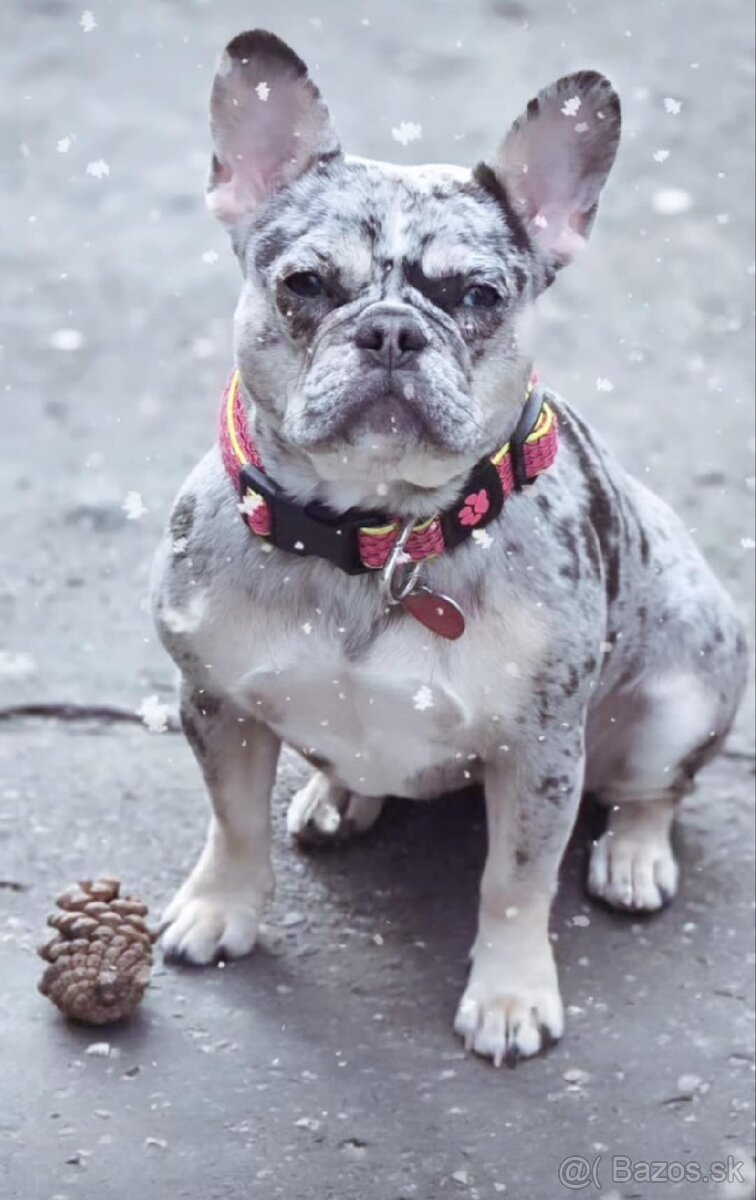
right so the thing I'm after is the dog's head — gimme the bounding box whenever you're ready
[208,31,620,509]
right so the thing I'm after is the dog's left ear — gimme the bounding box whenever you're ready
[490,71,620,270]
[207,30,340,228]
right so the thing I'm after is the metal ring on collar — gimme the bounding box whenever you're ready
[380,517,422,604]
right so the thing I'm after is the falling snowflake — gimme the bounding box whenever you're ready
[255,81,270,102]
[171,536,188,555]
[201,249,219,264]
[652,149,670,162]
[391,121,422,147]
[472,528,494,550]
[504,661,521,678]
[561,96,581,117]
[533,212,549,228]
[574,121,589,133]
[663,97,682,115]
[572,914,590,927]
[740,537,756,550]
[49,328,84,351]
[302,622,313,635]
[122,491,147,520]
[56,136,72,154]
[79,10,96,32]
[86,159,110,179]
[652,187,693,215]
[595,377,614,392]
[137,695,172,733]
[0,650,36,679]
[413,685,434,711]
[160,594,206,634]
[238,490,264,516]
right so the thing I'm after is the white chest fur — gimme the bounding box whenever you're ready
[188,581,547,799]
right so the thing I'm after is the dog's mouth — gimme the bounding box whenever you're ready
[279,375,487,510]
[286,370,479,458]
[304,441,473,502]
[334,383,436,448]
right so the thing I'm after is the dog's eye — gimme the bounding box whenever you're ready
[285,271,325,299]
[461,284,500,309]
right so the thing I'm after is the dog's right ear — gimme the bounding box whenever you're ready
[207,31,340,229]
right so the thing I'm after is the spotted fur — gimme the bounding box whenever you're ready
[152,31,747,1067]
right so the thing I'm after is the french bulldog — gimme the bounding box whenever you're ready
[152,30,747,1064]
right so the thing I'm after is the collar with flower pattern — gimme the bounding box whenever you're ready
[220,370,558,576]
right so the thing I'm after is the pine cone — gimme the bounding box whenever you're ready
[38,878,153,1025]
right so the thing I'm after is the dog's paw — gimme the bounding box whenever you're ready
[454,976,564,1065]
[286,771,383,845]
[160,884,266,965]
[588,828,678,912]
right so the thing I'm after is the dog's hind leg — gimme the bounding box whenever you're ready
[586,670,737,912]
[286,771,384,845]
[588,796,680,912]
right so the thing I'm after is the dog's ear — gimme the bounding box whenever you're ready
[490,71,620,269]
[207,30,340,227]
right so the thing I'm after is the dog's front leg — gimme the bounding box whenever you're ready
[161,685,280,965]
[455,743,584,1064]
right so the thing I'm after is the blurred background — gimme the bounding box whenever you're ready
[1,3,754,1198]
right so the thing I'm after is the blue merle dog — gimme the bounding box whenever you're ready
[152,31,747,1064]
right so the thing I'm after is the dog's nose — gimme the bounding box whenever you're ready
[354,312,428,367]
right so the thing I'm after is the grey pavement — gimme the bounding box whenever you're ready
[0,2,754,1198]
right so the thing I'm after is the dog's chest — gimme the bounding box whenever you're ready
[246,648,470,797]
[202,587,544,798]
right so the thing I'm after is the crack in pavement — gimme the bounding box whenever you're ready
[0,702,181,731]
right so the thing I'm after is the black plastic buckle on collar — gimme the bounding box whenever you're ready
[239,463,382,575]
[509,385,544,492]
